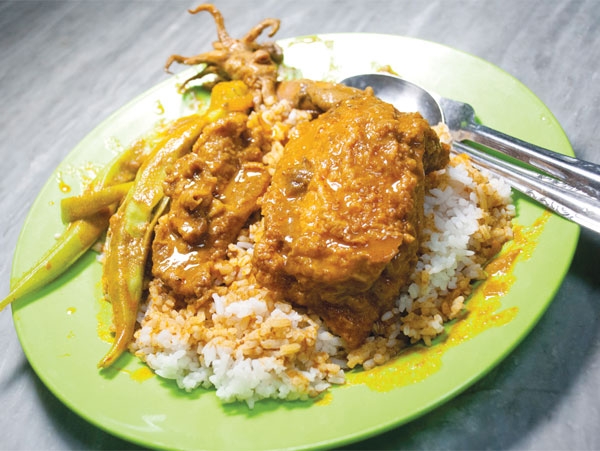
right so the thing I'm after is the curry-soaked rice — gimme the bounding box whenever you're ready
[130,99,515,407]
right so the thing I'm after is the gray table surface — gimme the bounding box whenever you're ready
[1,1,599,449]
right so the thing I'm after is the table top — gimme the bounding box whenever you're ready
[1,1,599,449]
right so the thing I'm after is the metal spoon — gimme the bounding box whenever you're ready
[341,73,600,234]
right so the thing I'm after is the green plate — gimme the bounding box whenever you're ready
[10,34,578,450]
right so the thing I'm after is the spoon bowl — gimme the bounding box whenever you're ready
[341,73,444,125]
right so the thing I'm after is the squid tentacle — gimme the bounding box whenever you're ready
[241,18,280,45]
[188,4,233,47]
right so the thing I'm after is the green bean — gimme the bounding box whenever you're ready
[97,114,206,368]
[61,182,134,223]
[0,213,111,311]
[0,132,154,310]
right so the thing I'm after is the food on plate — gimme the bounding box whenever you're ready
[2,4,515,407]
[254,93,448,348]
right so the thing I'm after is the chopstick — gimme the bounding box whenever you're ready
[452,141,600,234]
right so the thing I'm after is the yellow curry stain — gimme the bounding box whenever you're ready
[346,211,550,392]
[57,171,71,193]
[121,366,155,383]
[315,391,334,406]
[56,162,103,198]
[155,100,165,115]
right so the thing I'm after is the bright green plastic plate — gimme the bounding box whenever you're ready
[10,34,578,450]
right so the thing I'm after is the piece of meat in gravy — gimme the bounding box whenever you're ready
[152,111,269,301]
[253,90,449,348]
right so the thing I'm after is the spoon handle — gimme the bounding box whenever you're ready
[456,121,600,198]
[453,141,600,234]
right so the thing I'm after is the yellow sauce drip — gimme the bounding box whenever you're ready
[315,392,334,406]
[346,212,550,392]
[126,366,155,383]
[155,100,165,115]
[57,171,71,193]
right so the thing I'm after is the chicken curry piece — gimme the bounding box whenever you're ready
[253,90,449,348]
